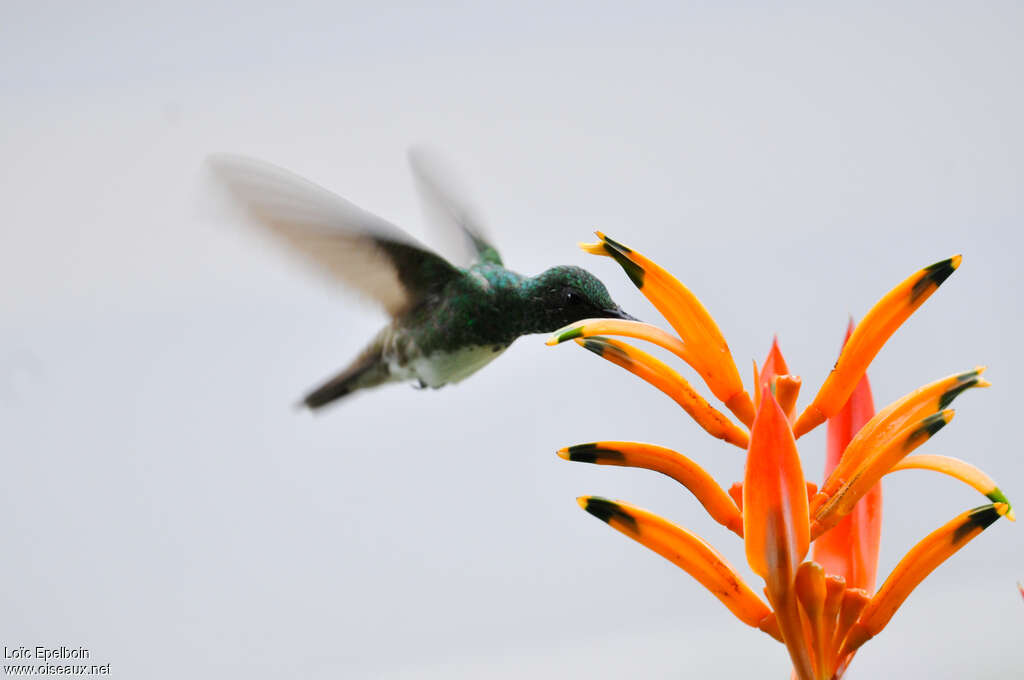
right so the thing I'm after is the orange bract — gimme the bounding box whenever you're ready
[549,235,1011,680]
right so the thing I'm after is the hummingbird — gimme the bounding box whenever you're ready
[208,149,635,410]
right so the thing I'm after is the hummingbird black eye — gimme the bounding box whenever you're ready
[564,288,583,305]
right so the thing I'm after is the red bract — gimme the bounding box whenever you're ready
[812,322,881,594]
[549,234,1012,680]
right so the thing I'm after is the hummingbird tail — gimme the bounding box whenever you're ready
[303,345,391,410]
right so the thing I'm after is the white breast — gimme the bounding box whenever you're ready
[407,344,509,388]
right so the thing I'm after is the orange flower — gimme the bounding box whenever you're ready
[549,234,1012,680]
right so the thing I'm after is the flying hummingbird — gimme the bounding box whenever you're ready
[208,149,635,410]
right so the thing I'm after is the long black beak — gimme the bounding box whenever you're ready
[602,307,640,322]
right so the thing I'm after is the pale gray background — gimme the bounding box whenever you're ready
[2,1,1021,678]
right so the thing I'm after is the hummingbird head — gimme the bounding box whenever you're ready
[524,265,636,333]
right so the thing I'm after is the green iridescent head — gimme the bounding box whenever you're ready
[524,265,635,332]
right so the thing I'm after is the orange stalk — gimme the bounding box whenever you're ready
[547,318,696,367]
[829,588,869,676]
[840,503,1009,657]
[577,496,771,628]
[887,454,1014,520]
[822,575,846,644]
[728,482,744,512]
[581,233,754,426]
[794,256,962,438]
[752,360,761,411]
[812,368,987,512]
[756,613,784,643]
[794,562,828,678]
[774,375,802,423]
[812,410,954,538]
[575,336,749,448]
[559,441,743,535]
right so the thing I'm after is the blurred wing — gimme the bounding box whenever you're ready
[407,146,503,267]
[207,154,461,317]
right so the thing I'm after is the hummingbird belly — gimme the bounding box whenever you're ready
[399,343,509,388]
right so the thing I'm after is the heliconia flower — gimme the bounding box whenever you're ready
[548,234,1012,680]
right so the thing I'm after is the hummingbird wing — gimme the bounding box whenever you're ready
[407,146,503,267]
[207,154,462,317]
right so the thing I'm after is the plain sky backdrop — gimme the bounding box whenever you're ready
[2,2,1022,678]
